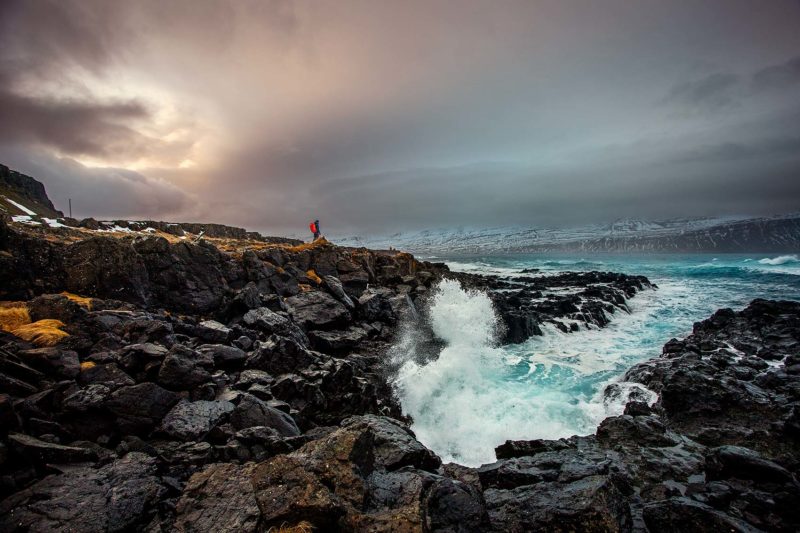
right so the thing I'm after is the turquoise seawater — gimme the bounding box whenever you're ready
[391,253,800,466]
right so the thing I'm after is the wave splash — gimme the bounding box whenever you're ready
[391,279,652,466]
[758,254,799,266]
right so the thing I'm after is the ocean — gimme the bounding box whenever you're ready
[389,253,800,467]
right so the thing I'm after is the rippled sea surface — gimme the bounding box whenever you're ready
[390,254,800,466]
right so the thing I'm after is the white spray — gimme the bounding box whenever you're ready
[392,278,656,467]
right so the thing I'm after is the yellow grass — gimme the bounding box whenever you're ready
[11,319,69,347]
[80,361,96,371]
[285,237,330,253]
[60,292,93,310]
[0,301,70,347]
[267,522,314,533]
[306,269,322,284]
[0,304,31,332]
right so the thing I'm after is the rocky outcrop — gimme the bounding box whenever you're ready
[480,299,800,532]
[624,299,800,461]
[0,217,440,313]
[74,218,302,244]
[446,269,654,344]
[0,452,164,532]
[3,215,798,531]
[0,164,62,217]
[0,224,448,530]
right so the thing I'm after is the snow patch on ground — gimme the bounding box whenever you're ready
[42,218,66,228]
[97,225,135,233]
[3,196,37,215]
[11,215,41,225]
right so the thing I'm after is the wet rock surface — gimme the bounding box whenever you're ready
[479,299,800,532]
[446,269,654,343]
[0,223,449,530]
[3,217,797,531]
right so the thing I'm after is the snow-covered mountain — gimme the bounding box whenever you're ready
[336,214,800,255]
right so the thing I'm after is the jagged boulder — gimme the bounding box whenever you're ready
[17,347,79,379]
[63,237,150,304]
[229,394,301,437]
[308,327,369,353]
[322,275,356,310]
[173,462,262,532]
[27,293,88,323]
[157,345,212,391]
[159,400,235,440]
[134,237,232,314]
[0,452,164,532]
[286,291,351,331]
[243,307,308,345]
[246,334,321,374]
[357,289,395,322]
[249,415,472,531]
[484,475,631,532]
[197,343,247,366]
[103,382,181,434]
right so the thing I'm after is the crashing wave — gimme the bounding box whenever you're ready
[758,254,799,266]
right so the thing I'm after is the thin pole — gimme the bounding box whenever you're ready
[68,198,72,218]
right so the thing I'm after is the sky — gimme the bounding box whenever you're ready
[1,0,799,236]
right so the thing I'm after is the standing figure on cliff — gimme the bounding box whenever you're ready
[310,219,321,241]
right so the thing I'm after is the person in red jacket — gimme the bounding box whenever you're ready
[309,219,320,240]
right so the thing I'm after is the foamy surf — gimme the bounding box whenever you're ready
[391,254,800,466]
[391,278,658,466]
[758,254,799,266]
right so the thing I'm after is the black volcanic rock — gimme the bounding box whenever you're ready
[3,210,800,531]
[7,432,99,465]
[285,290,351,330]
[624,299,800,456]
[157,345,212,391]
[443,269,654,344]
[229,394,301,437]
[64,237,151,304]
[250,415,456,531]
[0,452,164,532]
[104,382,181,434]
[159,400,234,440]
[173,462,261,532]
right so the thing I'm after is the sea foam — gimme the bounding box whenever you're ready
[758,254,799,266]
[391,278,655,466]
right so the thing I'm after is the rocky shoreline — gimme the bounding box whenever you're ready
[1,217,798,531]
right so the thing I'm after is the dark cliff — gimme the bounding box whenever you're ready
[0,164,62,218]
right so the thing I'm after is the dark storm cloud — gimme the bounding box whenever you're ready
[0,0,799,235]
[0,147,192,220]
[752,55,800,92]
[0,0,121,75]
[0,85,153,158]
[671,136,800,164]
[661,73,741,114]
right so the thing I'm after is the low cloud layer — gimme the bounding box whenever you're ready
[0,147,192,220]
[0,0,798,235]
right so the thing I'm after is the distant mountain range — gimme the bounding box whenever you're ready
[3,162,798,255]
[337,214,800,255]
